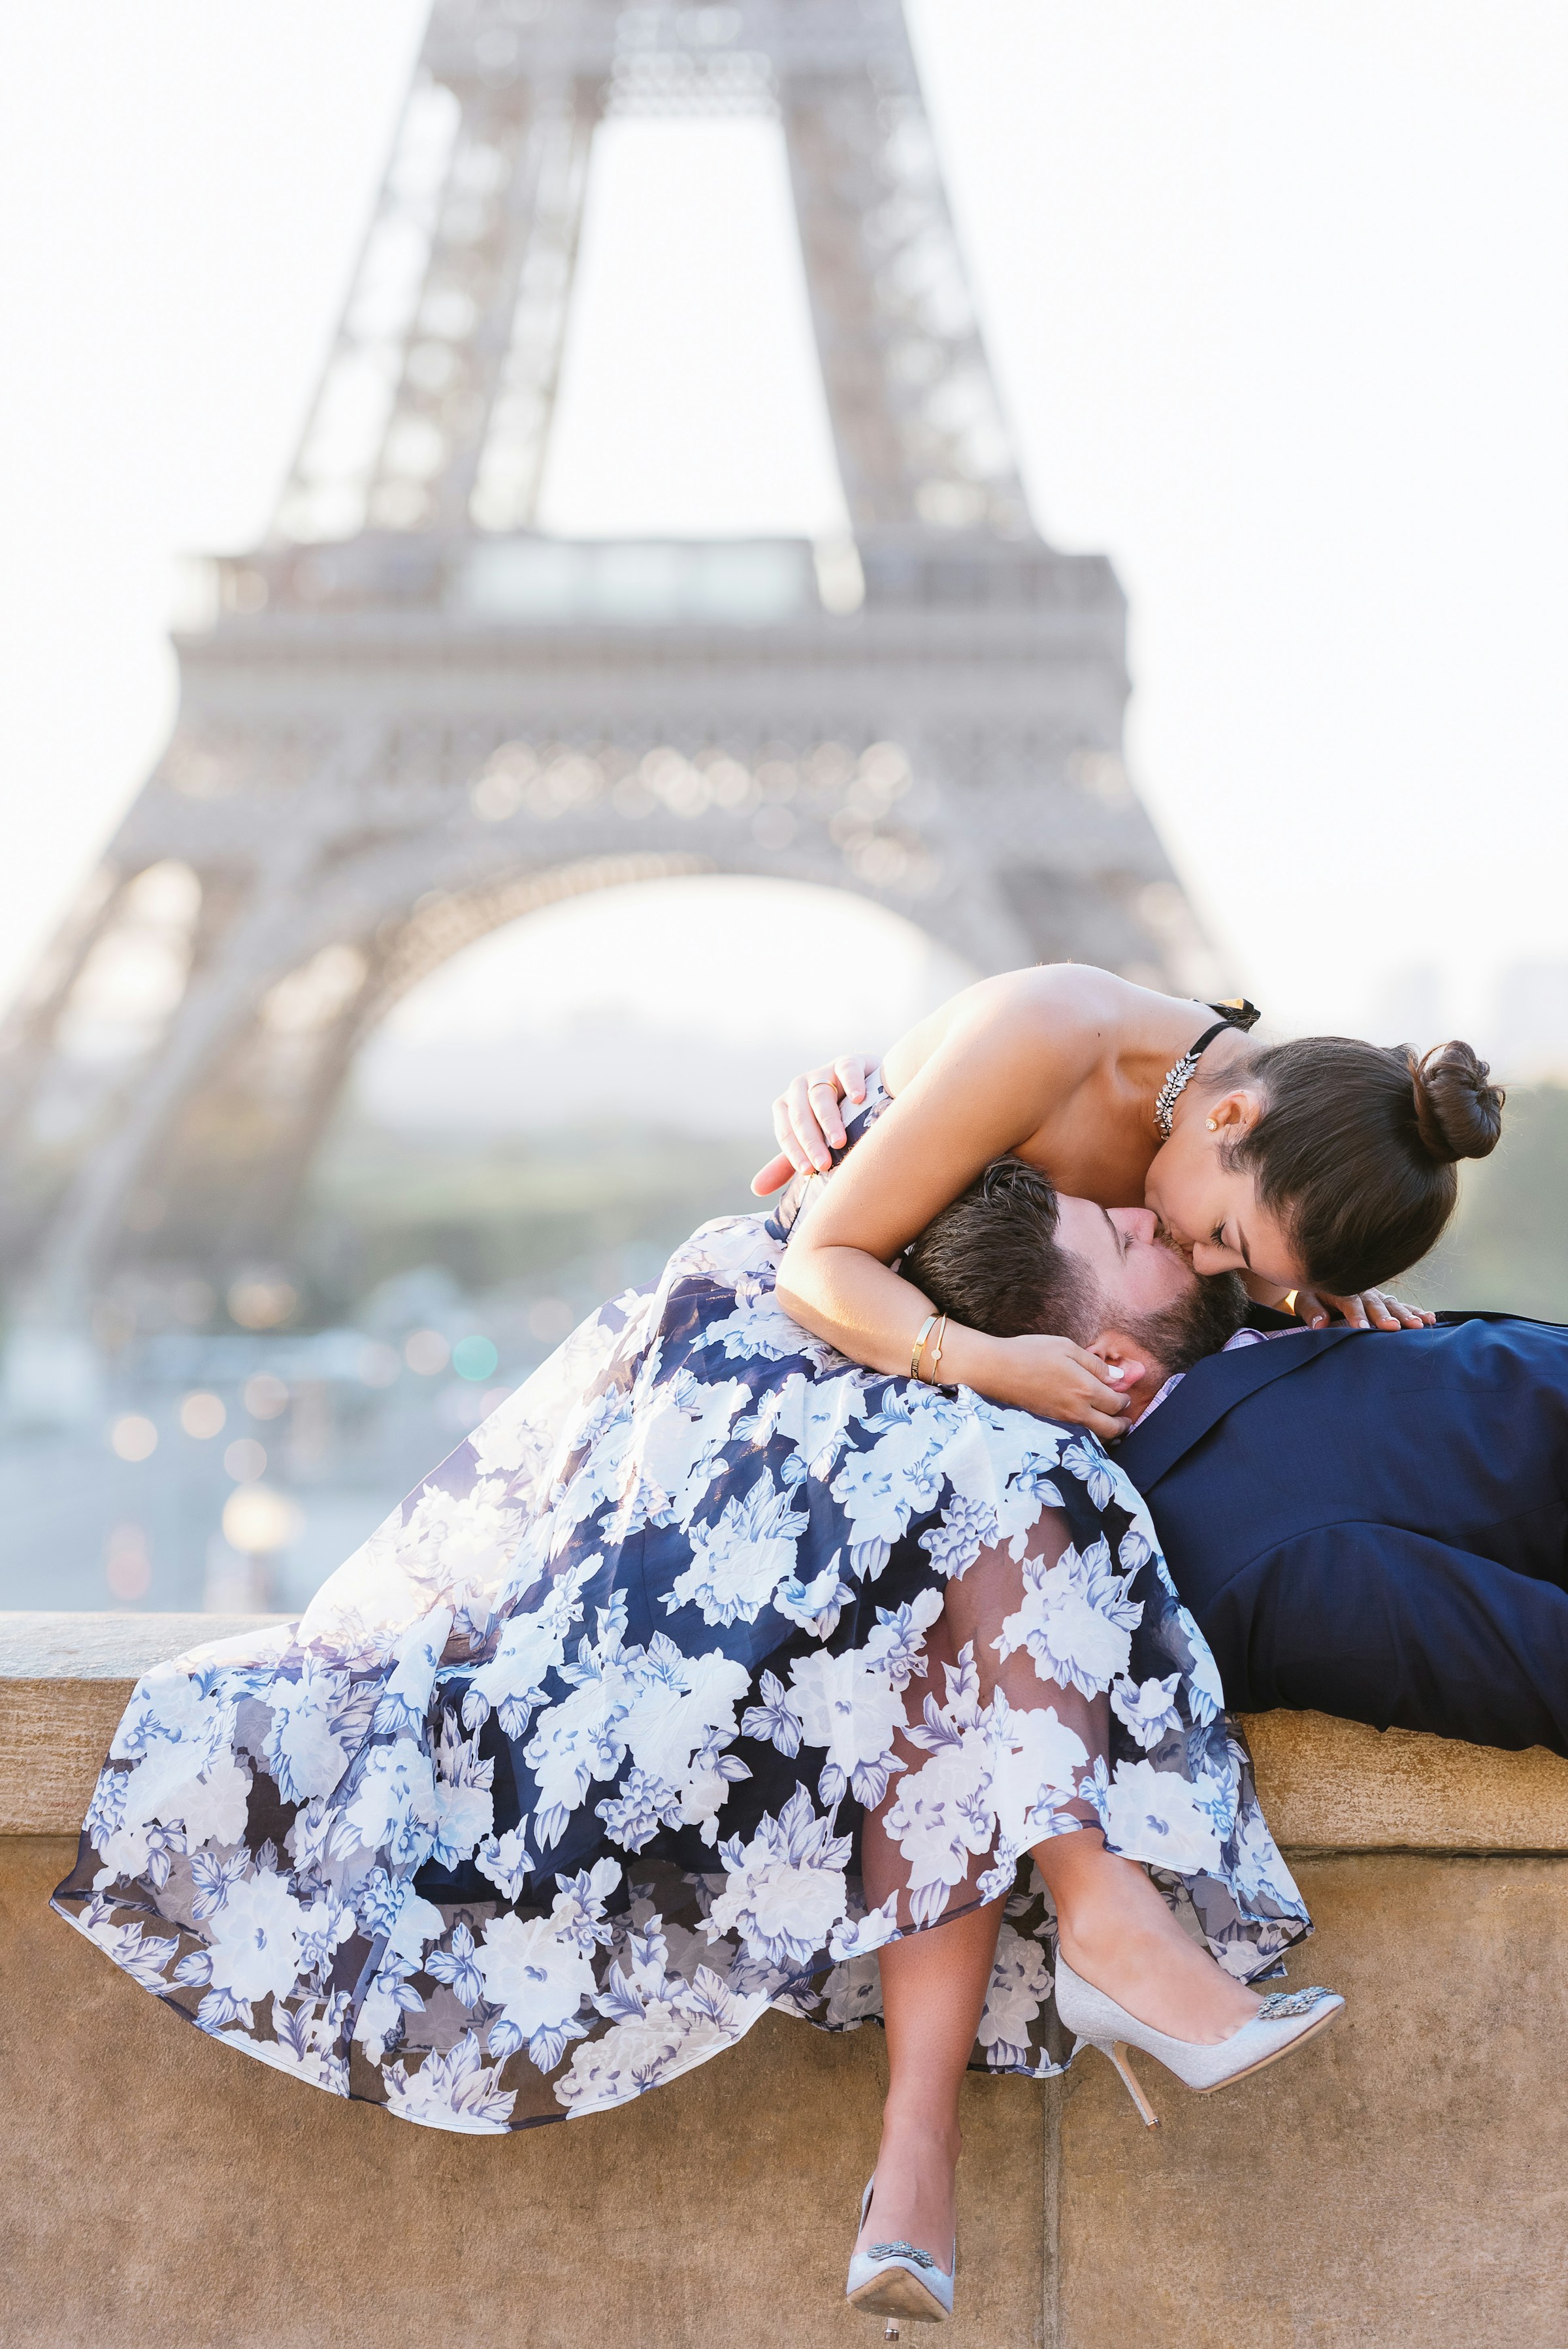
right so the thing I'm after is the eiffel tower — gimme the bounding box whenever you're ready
[1,0,1213,1332]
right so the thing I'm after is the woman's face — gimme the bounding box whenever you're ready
[1143,1088,1308,1289]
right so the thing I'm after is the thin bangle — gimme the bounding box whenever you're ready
[910,1314,938,1381]
[926,1313,948,1383]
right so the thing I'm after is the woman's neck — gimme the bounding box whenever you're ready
[1126,1004,1250,1126]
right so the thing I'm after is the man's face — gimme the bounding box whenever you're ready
[1053,1194,1198,1399]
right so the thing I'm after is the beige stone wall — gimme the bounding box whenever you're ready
[6,1611,1568,2348]
[2,1835,1047,2349]
[1057,1855,1568,2349]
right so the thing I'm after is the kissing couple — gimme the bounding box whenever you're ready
[57,962,1521,2332]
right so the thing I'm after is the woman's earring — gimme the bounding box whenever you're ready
[1205,1116,1218,1130]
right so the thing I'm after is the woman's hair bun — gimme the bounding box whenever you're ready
[1408,1041,1505,1163]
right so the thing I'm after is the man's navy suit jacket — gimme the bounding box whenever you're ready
[1113,1313,1568,1754]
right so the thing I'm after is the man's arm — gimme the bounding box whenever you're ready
[1198,1524,1568,1758]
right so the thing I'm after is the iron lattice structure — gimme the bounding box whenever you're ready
[1,0,1213,1317]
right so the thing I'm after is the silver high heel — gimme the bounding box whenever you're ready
[846,2175,955,2331]
[1054,1954,1344,2127]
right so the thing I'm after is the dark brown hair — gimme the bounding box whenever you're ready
[903,1159,1100,1344]
[902,1158,1247,1376]
[1217,1037,1504,1292]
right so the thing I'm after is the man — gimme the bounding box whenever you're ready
[900,1155,1249,1422]
[907,1160,1568,1759]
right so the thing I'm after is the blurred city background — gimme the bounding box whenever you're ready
[1,1,1564,1620]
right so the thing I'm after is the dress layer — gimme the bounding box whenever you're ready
[54,1206,1309,2132]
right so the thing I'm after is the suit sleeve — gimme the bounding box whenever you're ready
[1198,1524,1568,1756]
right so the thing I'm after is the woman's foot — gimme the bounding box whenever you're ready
[853,2115,959,2277]
[1058,1913,1259,2045]
[1041,1832,1260,2045]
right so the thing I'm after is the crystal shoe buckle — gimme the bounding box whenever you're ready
[1257,1986,1332,2019]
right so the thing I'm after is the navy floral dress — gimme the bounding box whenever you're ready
[54,1097,1309,2132]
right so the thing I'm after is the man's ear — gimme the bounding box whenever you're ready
[1088,1330,1166,1421]
[1085,1332,1145,1387]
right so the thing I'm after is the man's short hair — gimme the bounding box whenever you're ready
[901,1157,1247,1376]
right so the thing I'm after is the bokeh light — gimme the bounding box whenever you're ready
[243,1372,290,1420]
[223,1438,267,1483]
[179,1390,226,1439]
[105,1522,151,1602]
[451,1335,498,1381]
[221,1484,304,1555]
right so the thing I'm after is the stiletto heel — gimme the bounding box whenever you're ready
[846,2175,956,2325]
[1054,1956,1343,2119]
[1106,2040,1161,2128]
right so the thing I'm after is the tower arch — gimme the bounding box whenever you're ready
[0,0,1220,1321]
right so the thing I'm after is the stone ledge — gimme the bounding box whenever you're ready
[3,1610,1567,1850]
[1239,1707,1568,1853]
[0,1612,287,1839]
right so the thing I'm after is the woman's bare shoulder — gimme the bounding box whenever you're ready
[884,964,1141,1083]
[965,964,1149,1018]
[1005,963,1142,1024]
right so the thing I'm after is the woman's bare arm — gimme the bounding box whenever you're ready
[773,979,1135,1435]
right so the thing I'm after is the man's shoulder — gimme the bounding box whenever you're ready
[1433,1307,1568,1333]
[1117,1313,1568,1496]
[1169,1310,1568,1433]
[1232,1307,1568,1362]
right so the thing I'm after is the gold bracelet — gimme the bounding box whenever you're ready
[927,1313,948,1383]
[910,1314,938,1381]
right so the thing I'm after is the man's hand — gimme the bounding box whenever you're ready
[1292,1287,1435,1331]
[750,1053,879,1194]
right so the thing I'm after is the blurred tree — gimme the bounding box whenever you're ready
[1418,1085,1568,1321]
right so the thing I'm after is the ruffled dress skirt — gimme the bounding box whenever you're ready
[54,1189,1311,2132]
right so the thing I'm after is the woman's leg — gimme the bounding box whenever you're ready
[940,1521,1261,2046]
[1031,1826,1257,2043]
[852,1513,1257,2269]
[853,1897,1005,2271]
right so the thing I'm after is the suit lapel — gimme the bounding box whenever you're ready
[1113,1324,1360,1491]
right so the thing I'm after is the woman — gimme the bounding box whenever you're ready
[760,971,1499,2316]
[762,968,1505,1421]
[52,967,1499,2331]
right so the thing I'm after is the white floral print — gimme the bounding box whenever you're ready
[708,1788,853,1969]
[206,1869,306,2006]
[783,1647,909,1806]
[1093,1757,1225,1876]
[664,1471,808,1626]
[56,1169,1309,2133]
[977,1924,1053,2069]
[1110,1671,1186,1751]
[343,1738,441,1868]
[996,1535,1141,1698]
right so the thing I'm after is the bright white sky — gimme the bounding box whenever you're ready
[2,0,1565,1087]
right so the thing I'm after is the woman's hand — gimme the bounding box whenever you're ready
[751,1053,879,1194]
[1292,1287,1436,1332]
[985,1334,1143,1441]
